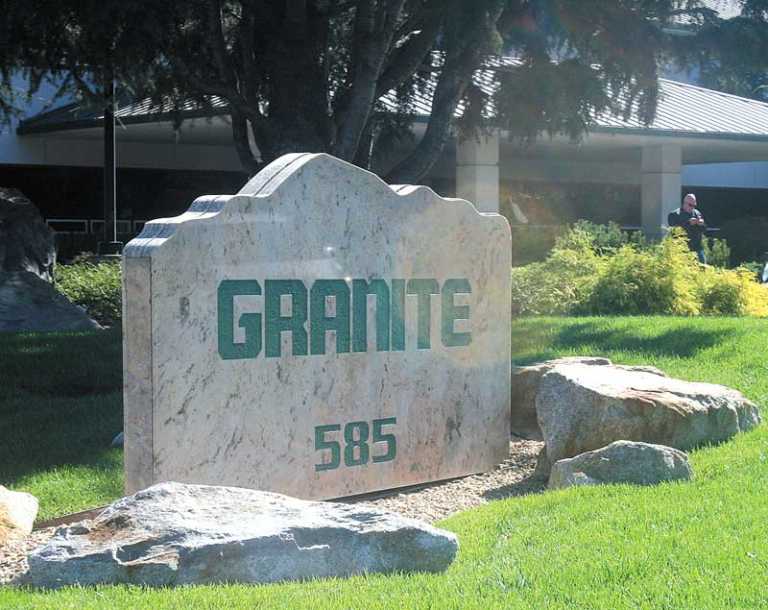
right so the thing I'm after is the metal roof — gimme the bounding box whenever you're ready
[18,57,768,143]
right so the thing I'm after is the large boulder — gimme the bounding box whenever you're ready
[0,271,100,332]
[511,357,667,439]
[512,357,612,439]
[535,362,761,475]
[0,486,39,546]
[548,441,693,489]
[0,188,55,282]
[25,482,458,588]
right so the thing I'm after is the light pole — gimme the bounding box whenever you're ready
[98,76,123,256]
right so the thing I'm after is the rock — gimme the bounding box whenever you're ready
[535,363,761,475]
[0,486,39,545]
[511,357,612,439]
[25,482,458,588]
[548,441,693,489]
[110,431,124,448]
[0,271,100,332]
[0,188,56,282]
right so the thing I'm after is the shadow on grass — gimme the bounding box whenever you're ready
[0,328,122,397]
[512,319,737,365]
[0,330,123,485]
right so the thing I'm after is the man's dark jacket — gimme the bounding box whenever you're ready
[668,207,706,250]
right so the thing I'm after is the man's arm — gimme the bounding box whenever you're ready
[668,210,681,227]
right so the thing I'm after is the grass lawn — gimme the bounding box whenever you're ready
[1,316,767,609]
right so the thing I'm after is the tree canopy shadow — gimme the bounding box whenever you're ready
[512,319,738,365]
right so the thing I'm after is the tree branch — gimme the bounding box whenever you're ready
[230,106,262,176]
[332,0,407,160]
[376,11,442,97]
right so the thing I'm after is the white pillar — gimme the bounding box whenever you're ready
[641,144,681,239]
[456,132,500,213]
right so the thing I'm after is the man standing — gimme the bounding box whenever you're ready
[668,193,707,263]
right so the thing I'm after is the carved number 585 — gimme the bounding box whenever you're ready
[314,417,397,471]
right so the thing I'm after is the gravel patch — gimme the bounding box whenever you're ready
[341,437,545,522]
[0,528,55,585]
[0,438,544,586]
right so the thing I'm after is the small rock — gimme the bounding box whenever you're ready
[0,486,39,545]
[25,481,458,588]
[548,441,693,489]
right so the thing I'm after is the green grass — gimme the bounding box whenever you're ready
[0,329,123,520]
[1,316,767,609]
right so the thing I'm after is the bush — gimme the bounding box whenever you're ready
[697,267,768,316]
[584,234,700,316]
[702,237,731,268]
[511,225,602,316]
[55,260,122,326]
[511,223,768,317]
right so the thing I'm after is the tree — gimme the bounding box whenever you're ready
[690,0,768,102]
[0,1,705,182]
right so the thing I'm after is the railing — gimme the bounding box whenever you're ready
[45,218,147,235]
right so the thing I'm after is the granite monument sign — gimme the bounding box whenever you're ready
[123,153,510,499]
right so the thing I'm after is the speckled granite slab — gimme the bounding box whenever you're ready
[122,153,510,499]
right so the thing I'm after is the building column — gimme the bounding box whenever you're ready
[641,144,681,239]
[456,132,500,213]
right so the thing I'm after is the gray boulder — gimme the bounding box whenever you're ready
[25,482,458,588]
[512,357,612,439]
[0,188,55,282]
[0,485,39,545]
[0,271,100,332]
[511,357,667,439]
[535,362,761,475]
[548,441,693,489]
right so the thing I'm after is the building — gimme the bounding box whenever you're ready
[2,0,766,258]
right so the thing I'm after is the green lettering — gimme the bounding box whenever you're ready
[352,279,390,352]
[310,280,350,355]
[265,280,308,357]
[217,280,262,360]
[407,279,439,349]
[391,279,406,351]
[441,278,472,347]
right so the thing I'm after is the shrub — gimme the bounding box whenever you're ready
[584,233,700,315]
[702,237,731,268]
[567,219,643,254]
[55,260,122,326]
[511,223,768,317]
[511,226,602,316]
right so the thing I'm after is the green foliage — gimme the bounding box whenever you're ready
[55,260,122,327]
[584,237,700,316]
[739,260,766,280]
[567,219,623,252]
[702,236,732,268]
[511,224,768,317]
[511,227,602,316]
